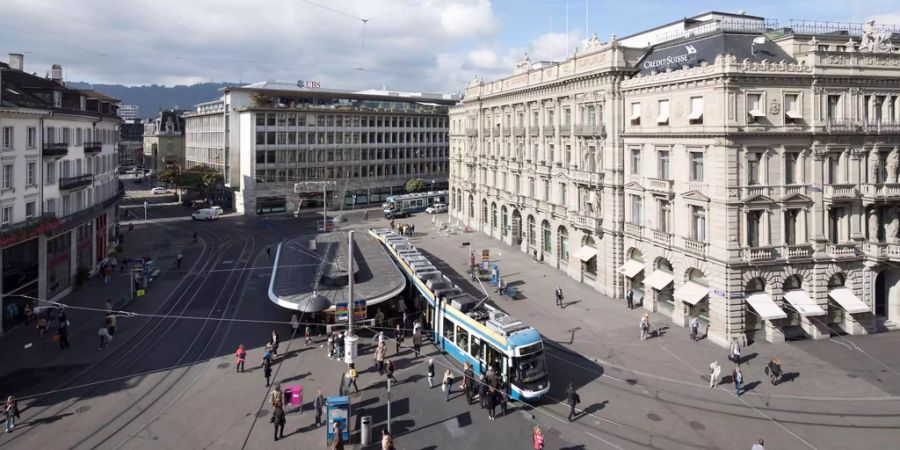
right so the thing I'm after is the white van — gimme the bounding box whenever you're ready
[191,208,220,221]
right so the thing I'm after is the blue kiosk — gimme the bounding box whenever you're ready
[326,396,351,444]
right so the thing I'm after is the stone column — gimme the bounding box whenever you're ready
[764,319,786,344]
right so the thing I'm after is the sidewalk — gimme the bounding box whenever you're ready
[373,214,900,402]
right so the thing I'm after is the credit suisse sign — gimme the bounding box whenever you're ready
[297,79,322,89]
[642,45,698,70]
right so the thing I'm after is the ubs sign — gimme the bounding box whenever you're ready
[297,79,322,89]
[641,45,698,70]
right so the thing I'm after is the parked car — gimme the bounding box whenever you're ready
[150,187,169,195]
[384,209,410,220]
[209,205,223,214]
[425,203,447,214]
[191,208,220,221]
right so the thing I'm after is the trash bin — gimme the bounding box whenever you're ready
[360,416,372,446]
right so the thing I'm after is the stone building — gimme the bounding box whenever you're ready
[143,109,186,171]
[449,12,900,347]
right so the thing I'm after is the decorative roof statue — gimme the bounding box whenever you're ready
[861,20,894,53]
[514,53,532,74]
[467,74,482,87]
[584,32,603,50]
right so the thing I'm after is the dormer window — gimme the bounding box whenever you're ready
[53,91,61,107]
[817,44,830,52]
[79,96,86,110]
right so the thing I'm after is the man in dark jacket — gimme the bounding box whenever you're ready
[486,386,497,420]
[394,324,404,355]
[478,376,488,409]
[566,383,580,422]
[272,405,286,441]
[463,366,475,404]
[314,390,325,427]
[412,332,422,358]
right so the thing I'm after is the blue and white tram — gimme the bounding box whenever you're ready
[370,228,549,401]
[382,190,448,215]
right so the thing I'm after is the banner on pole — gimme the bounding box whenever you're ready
[353,299,366,320]
[335,302,348,322]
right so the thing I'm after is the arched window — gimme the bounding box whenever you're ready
[745,277,766,294]
[629,248,644,262]
[558,226,569,260]
[783,275,802,291]
[501,206,508,236]
[827,273,845,289]
[528,215,536,246]
[542,220,552,253]
[583,236,597,274]
[491,202,497,228]
[656,258,673,273]
[481,199,488,224]
[468,194,474,218]
[688,268,709,286]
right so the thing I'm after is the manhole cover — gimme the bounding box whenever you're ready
[217,362,230,369]
[847,373,859,378]
[647,413,662,422]
[689,421,705,430]
[76,405,91,414]
[256,409,269,418]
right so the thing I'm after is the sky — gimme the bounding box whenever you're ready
[2,0,899,94]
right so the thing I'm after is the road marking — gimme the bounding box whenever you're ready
[220,260,234,264]
[585,431,625,450]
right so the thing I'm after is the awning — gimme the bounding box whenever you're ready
[675,282,709,305]
[645,270,674,291]
[573,246,597,262]
[748,109,765,117]
[656,111,669,124]
[783,290,826,317]
[745,293,787,320]
[618,260,644,278]
[786,110,802,119]
[688,109,703,120]
[629,108,641,121]
[828,288,870,314]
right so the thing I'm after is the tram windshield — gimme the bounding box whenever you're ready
[515,351,546,383]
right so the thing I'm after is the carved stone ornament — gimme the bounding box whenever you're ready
[514,53,532,74]
[861,20,895,53]
[768,98,781,115]
[584,32,603,50]
[673,102,684,117]
[467,75,482,87]
[887,147,900,183]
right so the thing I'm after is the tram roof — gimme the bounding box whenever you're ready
[385,190,448,201]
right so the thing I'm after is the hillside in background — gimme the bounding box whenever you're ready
[67,82,239,118]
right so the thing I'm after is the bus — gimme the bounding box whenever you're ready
[382,191,448,215]
[370,228,549,401]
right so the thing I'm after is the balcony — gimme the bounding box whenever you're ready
[550,204,567,219]
[501,127,511,136]
[513,127,525,137]
[465,128,478,137]
[740,185,770,199]
[569,170,604,188]
[646,178,674,195]
[559,127,571,137]
[825,119,900,134]
[529,128,539,137]
[542,126,555,136]
[780,185,807,198]
[42,142,68,158]
[824,184,857,200]
[682,238,708,257]
[783,244,813,260]
[624,222,643,238]
[569,212,602,233]
[58,174,93,191]
[861,183,900,200]
[574,124,606,138]
[825,243,857,259]
[742,246,777,262]
[651,229,673,247]
[84,141,102,154]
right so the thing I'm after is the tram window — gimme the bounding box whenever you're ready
[456,325,469,353]
[471,337,483,361]
[442,318,454,342]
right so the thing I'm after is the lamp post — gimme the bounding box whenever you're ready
[344,231,359,365]
[294,181,336,232]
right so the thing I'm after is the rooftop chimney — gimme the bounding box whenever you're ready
[8,53,23,71]
[50,64,63,82]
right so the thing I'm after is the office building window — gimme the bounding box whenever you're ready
[689,97,704,124]
[26,162,35,186]
[747,153,761,185]
[657,199,671,232]
[827,155,841,184]
[827,95,841,121]
[1,206,10,227]
[690,152,704,181]
[785,94,801,123]
[784,152,799,184]
[2,127,12,149]
[630,148,641,175]
[747,210,763,247]
[784,209,800,245]
[630,103,641,125]
[747,93,764,122]
[658,150,670,179]
[630,194,643,225]
[2,164,12,189]
[656,100,670,125]
[690,206,706,242]
[25,201,35,220]
[27,127,36,148]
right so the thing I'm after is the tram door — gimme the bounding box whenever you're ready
[484,346,509,382]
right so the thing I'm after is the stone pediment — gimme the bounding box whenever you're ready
[551,169,568,178]
[624,181,644,191]
[680,190,710,202]
[742,194,775,204]
[781,193,813,203]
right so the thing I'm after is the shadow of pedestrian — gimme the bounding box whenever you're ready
[21,412,74,427]
[279,371,311,383]
[560,446,588,450]
[779,372,799,383]
[737,352,758,365]
[582,400,608,416]
[561,300,581,309]
[742,380,762,393]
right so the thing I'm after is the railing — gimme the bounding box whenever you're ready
[559,127,571,137]
[780,185,807,198]
[513,127,525,137]
[783,244,813,259]
[84,141,102,153]
[651,229,673,247]
[501,127,511,136]
[862,183,900,199]
[624,223,642,238]
[542,126,555,135]
[825,243,857,258]
[59,174,93,190]
[550,204,567,218]
[786,19,900,38]
[825,119,900,134]
[742,247,777,261]
[741,186,769,199]
[569,170,604,187]
[574,124,606,137]
[56,186,125,233]
[42,142,68,157]
[570,212,602,232]
[646,178,674,194]
[682,238,708,257]
[529,128,539,137]
[824,183,857,199]
[888,244,900,259]
[465,128,478,137]
[862,242,887,258]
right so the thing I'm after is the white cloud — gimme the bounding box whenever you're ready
[440,0,500,38]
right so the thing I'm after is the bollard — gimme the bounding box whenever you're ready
[360,416,372,446]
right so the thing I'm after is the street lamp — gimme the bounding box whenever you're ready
[294,181,337,232]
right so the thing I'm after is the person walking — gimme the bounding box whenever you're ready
[347,363,359,393]
[106,299,114,313]
[176,251,183,269]
[442,369,453,401]
[328,333,335,360]
[690,316,700,341]
[732,364,744,396]
[235,344,247,373]
[626,289,634,309]
[289,313,299,337]
[314,389,325,427]
[37,313,48,338]
[304,325,312,346]
[566,382,580,422]
[270,384,284,410]
[262,345,273,369]
[363,210,369,223]
[499,381,508,416]
[463,364,474,404]
[380,429,393,450]
[533,426,545,449]
[98,323,112,349]
[332,422,345,450]
[427,358,435,388]
[192,231,197,243]
[263,358,272,387]
[766,356,782,385]
[478,375,488,409]
[106,313,117,336]
[730,338,742,364]
[4,395,20,433]
[385,359,398,384]
[709,361,721,388]
[270,330,280,357]
[375,342,386,375]
[129,222,134,232]
[272,404,286,441]
[394,324,404,355]
[640,314,651,341]
[555,286,564,308]
[266,245,271,259]
[412,331,422,358]
[751,438,766,450]
[57,321,69,350]
[486,386,497,420]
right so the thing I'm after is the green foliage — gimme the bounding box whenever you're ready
[405,178,425,193]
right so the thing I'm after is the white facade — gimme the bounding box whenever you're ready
[118,104,139,121]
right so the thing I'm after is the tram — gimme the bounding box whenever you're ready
[382,190,448,215]
[370,228,549,401]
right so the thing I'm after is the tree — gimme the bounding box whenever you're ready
[405,178,425,193]
[174,166,223,199]
[158,169,178,186]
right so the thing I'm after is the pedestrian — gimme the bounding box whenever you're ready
[314,389,325,427]
[478,375,487,409]
[106,299,114,313]
[381,429,393,450]
[58,307,68,328]
[412,331,422,358]
[427,358,435,388]
[709,361,721,388]
[486,386,497,420]
[334,332,344,359]
[533,425,545,449]
[363,210,369,222]
[270,330,280,356]
[463,364,474,404]
[690,316,700,341]
[347,363,359,393]
[262,346,273,368]
[270,384,284,410]
[37,313,48,338]
[328,333,335,359]
[176,251,183,269]
[499,381,508,416]
[386,359,398,384]
[192,231,197,242]
[272,405,286,441]
[98,323,112,349]
[4,395,20,433]
[640,313,651,341]
[263,359,272,387]
[106,313,117,336]
[266,245,271,259]
[566,382,580,422]
[730,338,742,363]
[103,263,112,283]
[394,324,404,355]
[751,438,766,450]
[412,319,421,337]
[555,286,563,307]
[442,369,453,401]
[375,310,385,329]
[57,322,69,350]
[375,342,385,374]
[235,344,247,372]
[733,364,744,396]
[304,325,312,345]
[23,303,33,325]
[766,356,782,385]
[332,421,344,450]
